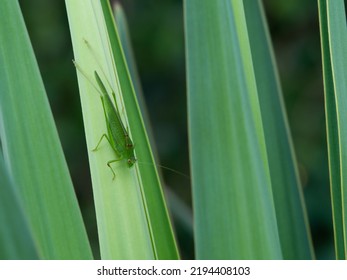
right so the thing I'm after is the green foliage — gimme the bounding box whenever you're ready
[244,0,314,259]
[185,0,282,259]
[65,0,178,259]
[1,0,347,260]
[318,0,347,259]
[0,0,92,259]
[101,0,179,259]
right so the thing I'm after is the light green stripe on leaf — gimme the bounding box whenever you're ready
[66,0,179,259]
[65,0,153,260]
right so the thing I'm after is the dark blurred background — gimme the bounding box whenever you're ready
[18,0,334,259]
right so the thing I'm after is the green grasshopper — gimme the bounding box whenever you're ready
[74,61,136,179]
[92,71,136,179]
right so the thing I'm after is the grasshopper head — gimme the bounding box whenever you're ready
[127,156,137,167]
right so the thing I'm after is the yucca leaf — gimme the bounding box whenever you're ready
[244,0,314,259]
[185,0,282,259]
[0,0,92,259]
[66,0,179,259]
[318,0,347,259]
[101,0,179,259]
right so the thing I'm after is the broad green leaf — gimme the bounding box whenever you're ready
[244,0,314,259]
[0,156,39,259]
[0,0,92,259]
[185,0,282,259]
[318,0,347,259]
[66,0,179,259]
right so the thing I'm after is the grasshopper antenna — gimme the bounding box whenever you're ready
[82,38,120,96]
[73,60,103,97]
[137,161,190,180]
[82,38,126,115]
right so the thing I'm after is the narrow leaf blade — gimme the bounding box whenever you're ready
[0,0,92,259]
[244,0,314,259]
[100,0,179,259]
[318,0,347,259]
[66,0,179,259]
[185,0,282,259]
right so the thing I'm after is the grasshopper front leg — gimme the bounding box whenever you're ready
[92,134,123,180]
[107,156,124,180]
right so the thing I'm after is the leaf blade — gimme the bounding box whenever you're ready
[318,0,347,259]
[244,0,314,259]
[0,0,92,259]
[100,0,179,260]
[66,0,179,259]
[185,0,282,259]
